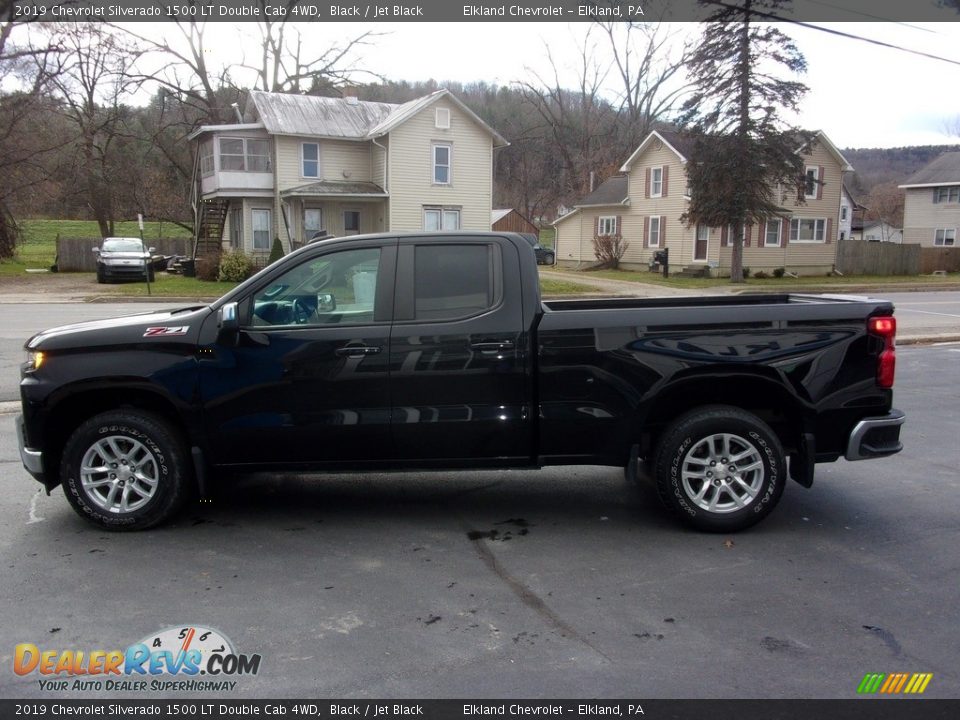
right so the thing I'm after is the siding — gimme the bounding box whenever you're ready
[903,187,960,246]
[275,135,372,190]
[387,99,493,231]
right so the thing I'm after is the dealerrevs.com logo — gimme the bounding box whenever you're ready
[14,625,261,692]
[857,672,934,695]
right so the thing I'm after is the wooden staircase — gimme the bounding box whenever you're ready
[193,199,228,259]
[679,264,711,278]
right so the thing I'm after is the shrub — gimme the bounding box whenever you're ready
[754,270,769,279]
[772,267,786,279]
[592,234,629,269]
[218,249,254,283]
[742,266,751,279]
[195,253,221,282]
[268,236,285,265]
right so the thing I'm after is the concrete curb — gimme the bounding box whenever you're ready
[898,334,960,346]
[0,400,21,414]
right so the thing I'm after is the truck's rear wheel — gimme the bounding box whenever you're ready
[61,411,190,530]
[653,406,785,532]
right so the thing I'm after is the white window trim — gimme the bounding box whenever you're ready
[726,224,747,244]
[435,108,450,129]
[650,166,664,198]
[790,217,827,244]
[804,166,820,200]
[301,142,320,179]
[598,216,618,236]
[934,228,956,246]
[765,218,781,248]
[303,207,323,238]
[423,206,461,231]
[251,208,272,251]
[219,136,270,173]
[432,143,452,185]
[648,216,660,248]
[840,206,848,220]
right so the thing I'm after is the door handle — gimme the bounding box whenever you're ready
[470,340,515,353]
[335,345,382,357]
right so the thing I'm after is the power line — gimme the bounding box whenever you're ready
[703,1,960,68]
[801,0,938,30]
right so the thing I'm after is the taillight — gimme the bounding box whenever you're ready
[868,316,896,388]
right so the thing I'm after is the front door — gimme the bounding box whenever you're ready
[388,237,531,464]
[201,239,397,467]
[695,224,709,261]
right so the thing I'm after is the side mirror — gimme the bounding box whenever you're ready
[92,247,100,254]
[148,247,156,254]
[317,293,336,313]
[217,301,239,345]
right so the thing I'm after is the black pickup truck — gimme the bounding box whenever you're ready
[17,232,904,532]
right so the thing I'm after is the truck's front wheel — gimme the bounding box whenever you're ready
[61,411,190,530]
[653,406,785,532]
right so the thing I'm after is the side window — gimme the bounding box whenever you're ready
[250,247,381,327]
[413,244,499,322]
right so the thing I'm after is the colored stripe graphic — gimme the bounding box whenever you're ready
[858,672,932,694]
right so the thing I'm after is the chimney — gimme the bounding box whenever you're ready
[589,171,596,193]
[343,86,359,106]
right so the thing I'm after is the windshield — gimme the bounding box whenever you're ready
[102,239,144,253]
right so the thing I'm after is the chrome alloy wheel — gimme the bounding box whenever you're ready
[681,433,765,514]
[79,436,159,514]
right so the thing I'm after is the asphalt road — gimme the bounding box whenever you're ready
[1,292,958,401]
[0,344,957,700]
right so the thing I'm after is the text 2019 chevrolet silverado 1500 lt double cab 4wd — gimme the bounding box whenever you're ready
[17,232,904,532]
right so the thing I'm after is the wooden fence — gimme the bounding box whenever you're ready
[56,236,191,272]
[920,247,960,274]
[834,239,920,276]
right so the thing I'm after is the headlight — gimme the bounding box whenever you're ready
[25,350,45,371]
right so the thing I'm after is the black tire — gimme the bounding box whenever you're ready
[61,411,191,531]
[653,405,785,532]
[146,268,155,283]
[545,253,555,266]
[96,267,105,284]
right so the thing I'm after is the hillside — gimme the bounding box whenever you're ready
[844,145,960,199]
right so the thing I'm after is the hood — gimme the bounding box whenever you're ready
[26,306,210,352]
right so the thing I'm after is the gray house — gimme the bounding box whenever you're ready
[188,89,508,260]
[899,151,960,247]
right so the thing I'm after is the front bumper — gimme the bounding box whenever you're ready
[845,409,905,461]
[16,413,45,481]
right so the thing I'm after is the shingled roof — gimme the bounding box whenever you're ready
[900,151,960,187]
[576,175,628,207]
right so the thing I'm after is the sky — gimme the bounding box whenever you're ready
[177,19,960,150]
[17,19,960,150]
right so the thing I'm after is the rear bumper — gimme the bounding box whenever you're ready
[845,409,905,461]
[16,413,45,482]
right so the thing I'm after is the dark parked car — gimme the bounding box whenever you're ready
[93,237,157,283]
[19,232,904,532]
[519,232,555,265]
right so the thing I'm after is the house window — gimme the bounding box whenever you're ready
[648,216,660,247]
[252,209,271,250]
[726,224,746,243]
[790,217,826,243]
[219,137,270,172]
[935,228,956,246]
[598,216,617,236]
[200,141,214,177]
[934,186,960,203]
[302,143,320,178]
[423,207,460,231]
[343,210,361,235]
[840,206,848,221]
[765,219,781,247]
[651,166,663,197]
[304,208,323,239]
[435,108,450,129]
[433,144,451,184]
[229,207,242,249]
[804,167,819,199]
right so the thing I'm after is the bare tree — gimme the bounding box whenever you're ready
[43,24,142,237]
[864,182,905,235]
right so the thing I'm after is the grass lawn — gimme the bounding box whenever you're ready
[107,274,236,298]
[13,219,191,269]
[560,267,959,290]
[539,277,597,295]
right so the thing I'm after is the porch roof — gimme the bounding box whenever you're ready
[280,180,388,198]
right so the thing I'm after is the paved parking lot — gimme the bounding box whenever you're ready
[1,344,957,700]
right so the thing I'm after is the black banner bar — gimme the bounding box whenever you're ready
[6,0,960,23]
[3,700,960,720]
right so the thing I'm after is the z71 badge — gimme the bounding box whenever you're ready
[143,326,189,337]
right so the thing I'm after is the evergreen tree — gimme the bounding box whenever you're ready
[680,0,812,282]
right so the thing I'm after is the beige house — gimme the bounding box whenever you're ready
[188,89,508,260]
[554,129,854,276]
[899,151,960,247]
